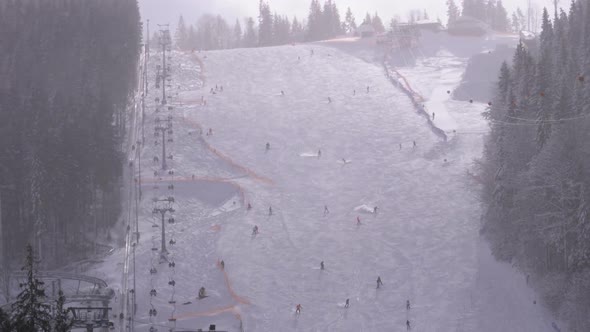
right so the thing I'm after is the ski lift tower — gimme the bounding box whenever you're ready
[157,24,171,105]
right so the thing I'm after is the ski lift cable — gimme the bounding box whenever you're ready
[486,111,590,126]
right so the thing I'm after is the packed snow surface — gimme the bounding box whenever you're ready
[86,36,561,331]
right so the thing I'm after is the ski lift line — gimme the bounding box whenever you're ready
[493,111,590,123]
[487,115,590,127]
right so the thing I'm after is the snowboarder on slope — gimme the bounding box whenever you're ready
[377,276,383,288]
[296,304,302,314]
[198,287,206,299]
[345,299,350,308]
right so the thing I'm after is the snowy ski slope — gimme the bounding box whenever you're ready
[88,37,561,331]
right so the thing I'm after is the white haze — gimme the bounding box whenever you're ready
[140,0,558,27]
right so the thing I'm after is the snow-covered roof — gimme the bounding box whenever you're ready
[414,19,440,25]
[357,23,375,33]
[448,15,489,36]
[520,30,536,40]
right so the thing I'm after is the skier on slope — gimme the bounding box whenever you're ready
[406,299,411,310]
[406,320,411,330]
[324,205,330,215]
[317,149,322,158]
[345,298,350,308]
[357,216,361,225]
[247,203,252,210]
[320,261,325,270]
[413,140,417,148]
[328,97,332,103]
[269,206,273,216]
[377,276,383,288]
[252,225,259,235]
[373,206,378,214]
[432,112,435,120]
[296,304,302,314]
[266,142,271,151]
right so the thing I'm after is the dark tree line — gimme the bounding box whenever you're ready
[0,0,141,268]
[174,0,374,51]
[447,0,510,32]
[0,245,73,331]
[482,1,590,329]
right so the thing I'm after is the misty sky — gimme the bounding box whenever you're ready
[140,0,559,28]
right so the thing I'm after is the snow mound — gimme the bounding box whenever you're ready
[300,152,320,158]
[353,204,376,214]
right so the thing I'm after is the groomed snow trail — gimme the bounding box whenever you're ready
[183,44,483,331]
[386,33,562,331]
[81,37,562,331]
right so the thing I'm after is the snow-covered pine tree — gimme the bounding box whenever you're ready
[258,0,273,46]
[535,8,554,148]
[372,12,385,33]
[233,19,242,48]
[306,0,323,41]
[243,17,258,47]
[447,0,460,25]
[53,290,73,332]
[175,15,188,50]
[0,308,11,332]
[11,245,52,332]
[344,7,356,34]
